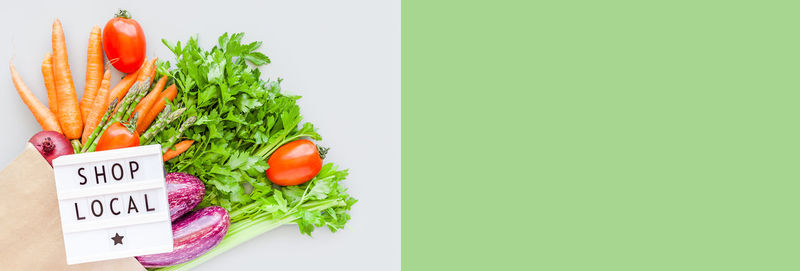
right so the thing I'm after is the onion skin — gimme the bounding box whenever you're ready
[28,131,74,166]
[136,206,230,267]
[166,172,205,221]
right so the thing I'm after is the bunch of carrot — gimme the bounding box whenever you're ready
[9,19,195,161]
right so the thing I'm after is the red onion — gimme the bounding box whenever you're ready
[29,131,73,166]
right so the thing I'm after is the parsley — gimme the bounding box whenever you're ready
[151,33,355,271]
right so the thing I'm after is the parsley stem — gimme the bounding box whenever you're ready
[253,132,317,159]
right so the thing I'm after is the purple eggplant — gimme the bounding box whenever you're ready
[137,206,230,267]
[166,172,205,221]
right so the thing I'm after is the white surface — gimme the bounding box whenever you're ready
[53,145,172,264]
[1,1,400,270]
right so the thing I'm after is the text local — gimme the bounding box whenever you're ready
[74,194,157,220]
[71,160,159,221]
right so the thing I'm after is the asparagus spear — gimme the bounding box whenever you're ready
[80,84,152,153]
[80,98,119,153]
[112,83,144,122]
[84,85,145,153]
[123,83,151,120]
[140,106,187,144]
[140,104,172,142]
[161,116,197,153]
[127,113,140,132]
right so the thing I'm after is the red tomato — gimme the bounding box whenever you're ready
[266,139,323,186]
[96,122,140,151]
[102,10,146,73]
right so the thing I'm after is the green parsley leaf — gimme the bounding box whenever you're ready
[151,33,356,271]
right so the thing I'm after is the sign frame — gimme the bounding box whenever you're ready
[52,145,174,265]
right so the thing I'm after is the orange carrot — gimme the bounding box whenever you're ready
[52,19,83,139]
[139,84,178,132]
[81,69,112,143]
[136,58,156,90]
[134,75,167,133]
[108,72,138,105]
[162,140,194,162]
[135,58,156,85]
[146,60,158,82]
[10,61,62,133]
[117,58,156,113]
[107,59,145,105]
[79,26,103,123]
[41,53,58,115]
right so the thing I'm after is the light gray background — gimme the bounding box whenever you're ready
[0,1,399,270]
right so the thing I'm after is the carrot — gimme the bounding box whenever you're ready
[10,61,62,133]
[139,84,177,132]
[108,72,138,105]
[148,63,157,81]
[107,59,145,106]
[138,58,157,83]
[79,26,103,123]
[52,19,83,139]
[81,69,112,143]
[41,53,58,115]
[162,140,194,162]
[134,75,167,133]
[109,58,156,117]
[134,58,156,86]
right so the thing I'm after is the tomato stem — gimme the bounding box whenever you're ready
[317,146,330,160]
[123,113,139,134]
[114,9,131,19]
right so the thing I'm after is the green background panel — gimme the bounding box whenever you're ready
[404,0,800,270]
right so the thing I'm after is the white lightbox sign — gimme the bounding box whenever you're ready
[52,145,173,265]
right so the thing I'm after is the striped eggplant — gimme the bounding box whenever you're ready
[137,206,230,267]
[166,172,205,221]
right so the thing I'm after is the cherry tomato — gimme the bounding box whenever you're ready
[266,139,323,186]
[96,122,140,151]
[102,10,146,73]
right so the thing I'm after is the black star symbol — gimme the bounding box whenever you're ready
[111,233,124,245]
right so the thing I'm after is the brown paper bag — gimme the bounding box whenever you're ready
[0,144,146,271]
